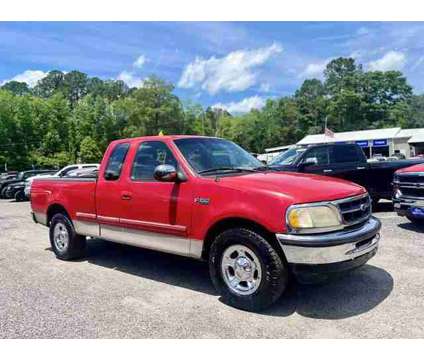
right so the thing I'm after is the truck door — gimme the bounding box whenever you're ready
[328,144,367,185]
[118,140,193,256]
[96,142,131,230]
[298,146,331,175]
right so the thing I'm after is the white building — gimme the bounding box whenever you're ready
[296,127,424,158]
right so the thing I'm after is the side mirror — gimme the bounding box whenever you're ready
[104,169,120,181]
[301,157,318,168]
[154,164,178,182]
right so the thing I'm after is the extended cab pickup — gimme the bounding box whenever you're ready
[269,143,424,205]
[31,136,381,311]
[393,163,424,224]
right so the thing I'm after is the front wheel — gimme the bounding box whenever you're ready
[49,213,86,260]
[209,228,288,311]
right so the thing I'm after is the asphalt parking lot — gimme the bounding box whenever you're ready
[0,199,423,338]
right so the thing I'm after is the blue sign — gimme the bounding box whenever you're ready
[356,140,369,147]
[373,139,388,147]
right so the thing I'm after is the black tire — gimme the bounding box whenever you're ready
[49,213,86,260]
[14,190,25,202]
[406,215,424,225]
[209,228,288,311]
[371,197,380,210]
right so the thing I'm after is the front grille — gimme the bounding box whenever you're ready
[398,173,424,184]
[399,186,424,198]
[335,194,371,226]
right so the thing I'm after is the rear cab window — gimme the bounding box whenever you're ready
[330,144,362,164]
[104,143,130,181]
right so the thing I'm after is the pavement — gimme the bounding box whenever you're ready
[0,199,423,338]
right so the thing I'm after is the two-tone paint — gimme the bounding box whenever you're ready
[31,135,372,262]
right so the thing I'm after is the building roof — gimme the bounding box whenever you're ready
[297,127,402,145]
[265,144,296,153]
[408,129,424,143]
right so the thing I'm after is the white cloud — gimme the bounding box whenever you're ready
[133,55,147,69]
[300,61,327,79]
[1,70,47,87]
[117,71,144,88]
[178,43,282,95]
[368,51,406,71]
[212,96,266,114]
[259,82,271,92]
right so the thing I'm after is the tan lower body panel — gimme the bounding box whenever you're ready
[74,220,202,259]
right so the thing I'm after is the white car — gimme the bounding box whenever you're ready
[24,163,99,198]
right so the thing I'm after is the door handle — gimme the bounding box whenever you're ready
[121,192,132,200]
[357,166,366,170]
[323,169,333,173]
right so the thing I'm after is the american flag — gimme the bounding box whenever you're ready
[324,127,335,138]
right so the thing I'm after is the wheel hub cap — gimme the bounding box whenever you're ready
[53,223,69,252]
[221,245,262,296]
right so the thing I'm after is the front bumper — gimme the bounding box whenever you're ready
[393,196,424,217]
[276,216,381,281]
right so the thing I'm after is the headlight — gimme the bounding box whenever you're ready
[287,205,343,233]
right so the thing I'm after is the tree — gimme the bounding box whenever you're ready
[33,70,65,98]
[121,76,184,136]
[1,81,30,96]
[63,71,89,106]
[295,79,327,134]
[79,136,102,163]
[324,57,362,95]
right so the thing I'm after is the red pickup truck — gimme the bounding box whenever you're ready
[393,163,424,224]
[31,135,381,311]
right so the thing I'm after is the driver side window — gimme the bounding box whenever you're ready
[131,141,178,181]
[303,147,329,166]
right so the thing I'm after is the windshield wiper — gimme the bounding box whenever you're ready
[198,167,258,174]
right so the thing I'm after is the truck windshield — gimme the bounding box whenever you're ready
[269,147,306,165]
[174,138,263,174]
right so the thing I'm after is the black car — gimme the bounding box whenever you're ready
[269,143,424,205]
[0,170,56,199]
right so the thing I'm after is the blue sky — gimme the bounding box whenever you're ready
[1,22,424,113]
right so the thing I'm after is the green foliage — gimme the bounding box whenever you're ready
[1,81,30,96]
[0,57,422,170]
[79,136,103,163]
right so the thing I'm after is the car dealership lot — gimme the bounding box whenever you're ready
[0,199,423,338]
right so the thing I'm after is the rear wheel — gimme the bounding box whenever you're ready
[209,228,288,311]
[49,213,86,260]
[14,190,26,202]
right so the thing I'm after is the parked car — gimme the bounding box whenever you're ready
[4,170,57,201]
[0,170,55,199]
[31,136,381,311]
[24,164,99,199]
[269,143,424,206]
[393,163,424,224]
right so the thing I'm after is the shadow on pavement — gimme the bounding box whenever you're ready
[265,264,393,319]
[78,239,393,319]
[398,222,424,233]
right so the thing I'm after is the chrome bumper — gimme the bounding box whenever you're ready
[393,196,424,211]
[276,217,381,265]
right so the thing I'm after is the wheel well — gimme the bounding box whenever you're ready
[201,217,281,260]
[47,204,70,225]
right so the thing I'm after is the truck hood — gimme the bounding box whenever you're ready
[219,171,366,204]
[396,163,424,174]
